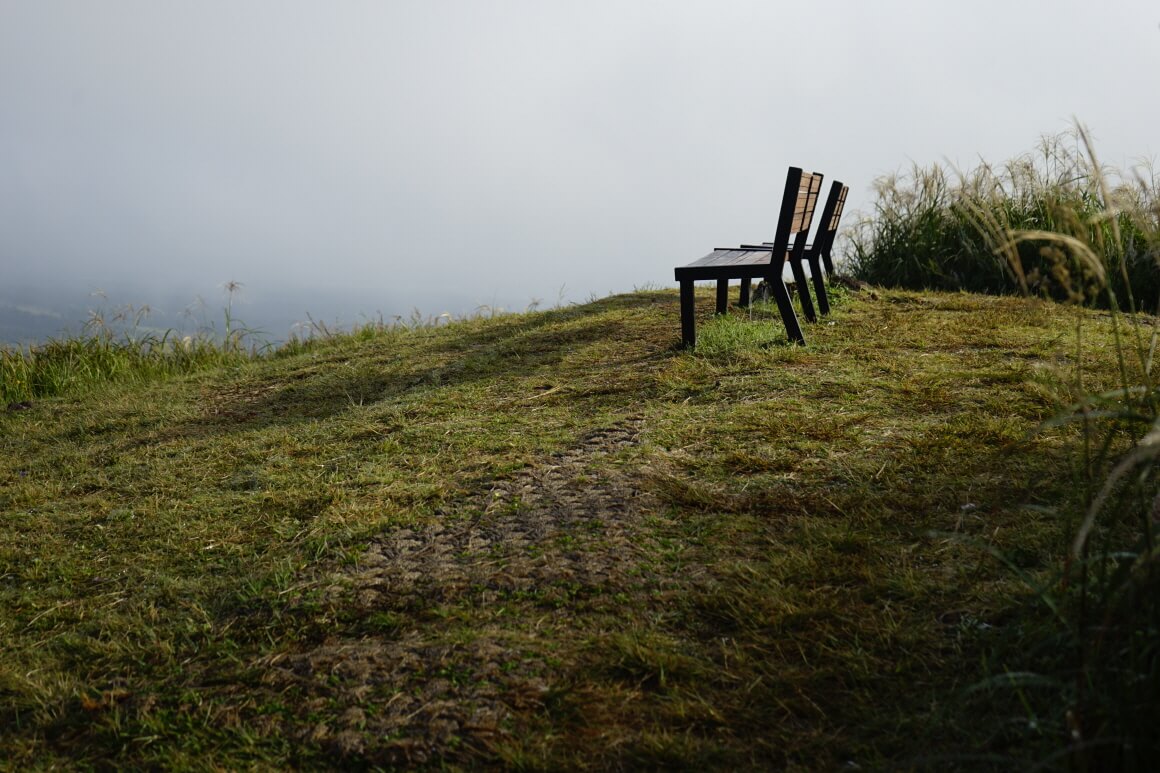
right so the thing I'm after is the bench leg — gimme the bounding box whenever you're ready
[679,280,696,348]
[769,278,806,345]
[822,251,835,276]
[715,279,729,314]
[739,278,751,307]
[808,255,830,316]
[789,258,816,323]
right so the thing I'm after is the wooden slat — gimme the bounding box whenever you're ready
[790,171,823,233]
[827,186,848,230]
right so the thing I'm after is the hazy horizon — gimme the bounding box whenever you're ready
[3,1,1159,344]
[0,276,538,345]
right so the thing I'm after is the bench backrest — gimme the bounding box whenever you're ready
[814,180,849,273]
[772,167,823,270]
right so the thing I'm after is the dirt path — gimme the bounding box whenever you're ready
[259,416,662,764]
[351,418,651,610]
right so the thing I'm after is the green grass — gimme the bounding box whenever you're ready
[1,283,1146,768]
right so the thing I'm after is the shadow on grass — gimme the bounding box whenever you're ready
[186,292,679,431]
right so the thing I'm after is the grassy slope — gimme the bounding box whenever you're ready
[0,287,1138,769]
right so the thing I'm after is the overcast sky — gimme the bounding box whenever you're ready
[2,1,1158,339]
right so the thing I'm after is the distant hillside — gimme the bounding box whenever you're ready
[0,300,72,344]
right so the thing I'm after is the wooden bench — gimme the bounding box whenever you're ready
[741,179,848,316]
[674,167,823,348]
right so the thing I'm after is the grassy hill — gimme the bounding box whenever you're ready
[0,286,1146,768]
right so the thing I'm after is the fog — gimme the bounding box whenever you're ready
[3,1,1158,343]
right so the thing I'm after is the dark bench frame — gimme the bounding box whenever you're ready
[812,180,849,277]
[741,179,848,316]
[674,167,823,348]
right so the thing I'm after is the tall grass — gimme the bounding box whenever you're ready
[889,130,1160,767]
[0,294,263,405]
[849,130,1160,313]
[0,286,525,405]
